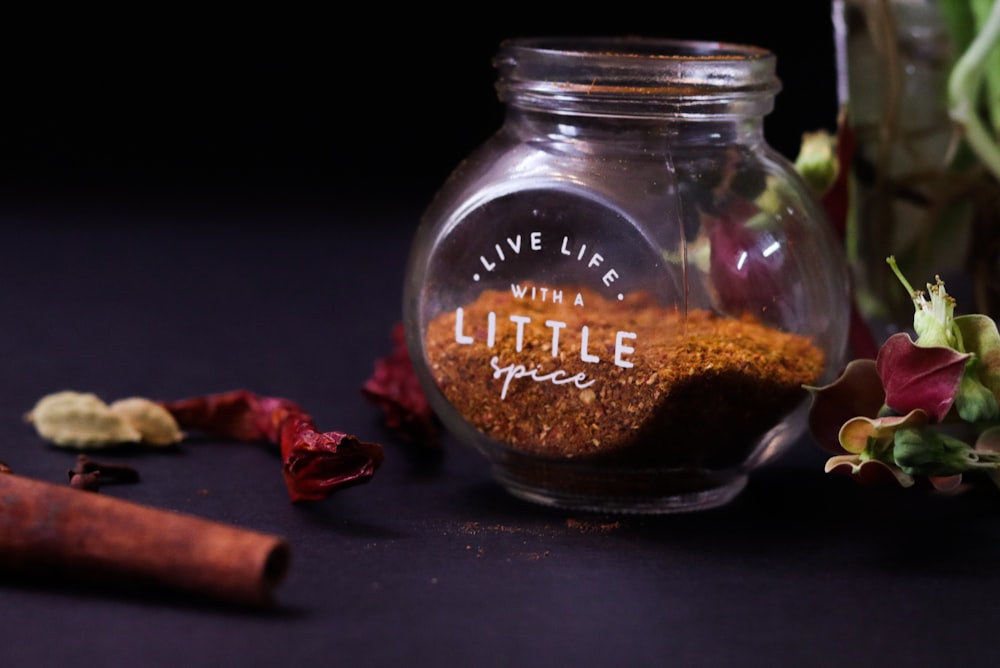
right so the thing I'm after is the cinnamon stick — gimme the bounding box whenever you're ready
[0,473,290,607]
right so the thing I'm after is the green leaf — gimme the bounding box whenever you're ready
[954,313,1000,397]
[955,361,1000,422]
[893,427,980,476]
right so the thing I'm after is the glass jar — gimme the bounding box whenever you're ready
[832,0,966,335]
[403,37,850,513]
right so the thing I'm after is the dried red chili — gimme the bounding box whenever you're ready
[362,322,440,447]
[160,391,383,502]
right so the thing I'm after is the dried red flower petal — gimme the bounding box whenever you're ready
[824,454,915,487]
[927,475,964,493]
[806,359,886,455]
[362,322,440,447]
[161,391,383,502]
[876,333,969,423]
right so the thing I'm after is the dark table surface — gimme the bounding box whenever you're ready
[2,196,999,668]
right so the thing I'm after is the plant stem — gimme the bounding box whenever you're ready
[948,0,1000,180]
[972,0,1000,135]
[886,255,917,297]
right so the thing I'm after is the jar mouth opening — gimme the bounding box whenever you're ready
[495,36,780,116]
[500,36,774,62]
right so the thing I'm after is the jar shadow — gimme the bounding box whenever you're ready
[454,452,1000,579]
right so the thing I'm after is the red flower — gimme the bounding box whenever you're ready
[876,333,968,422]
[807,335,969,491]
[362,323,440,447]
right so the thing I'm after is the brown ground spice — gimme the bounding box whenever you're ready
[425,287,824,469]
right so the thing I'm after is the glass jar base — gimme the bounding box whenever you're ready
[491,461,748,514]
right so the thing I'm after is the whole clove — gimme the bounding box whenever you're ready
[69,454,140,483]
[66,455,141,492]
[68,470,101,491]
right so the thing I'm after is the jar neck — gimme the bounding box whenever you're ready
[503,108,768,148]
[494,37,780,125]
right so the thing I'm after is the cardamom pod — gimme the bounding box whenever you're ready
[26,391,142,448]
[108,397,184,446]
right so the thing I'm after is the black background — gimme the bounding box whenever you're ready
[0,5,838,214]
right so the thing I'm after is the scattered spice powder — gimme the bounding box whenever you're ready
[564,518,622,533]
[424,286,824,470]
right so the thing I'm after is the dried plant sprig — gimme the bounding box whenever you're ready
[807,256,1000,492]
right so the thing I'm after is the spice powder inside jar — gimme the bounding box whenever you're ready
[424,286,824,469]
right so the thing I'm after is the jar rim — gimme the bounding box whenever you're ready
[494,36,780,118]
[498,36,775,63]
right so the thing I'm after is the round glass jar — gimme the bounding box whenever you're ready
[403,37,850,513]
